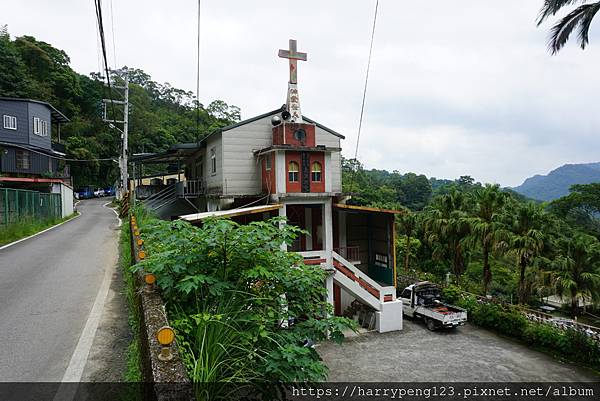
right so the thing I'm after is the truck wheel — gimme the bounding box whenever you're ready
[425,318,436,331]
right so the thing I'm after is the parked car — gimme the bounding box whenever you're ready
[94,188,105,197]
[104,186,115,196]
[77,186,94,199]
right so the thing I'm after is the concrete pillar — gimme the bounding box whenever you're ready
[323,199,333,266]
[338,210,347,251]
[275,150,286,195]
[304,206,313,251]
[326,274,334,311]
[279,203,287,251]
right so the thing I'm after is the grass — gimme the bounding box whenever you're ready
[0,213,78,246]
[120,221,143,385]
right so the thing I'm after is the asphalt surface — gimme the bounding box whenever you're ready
[318,318,600,382]
[0,198,119,381]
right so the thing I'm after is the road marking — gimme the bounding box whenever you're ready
[60,241,117,382]
[0,213,81,251]
[103,202,122,227]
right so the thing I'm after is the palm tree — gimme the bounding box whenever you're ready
[423,189,471,282]
[537,0,600,54]
[551,234,600,317]
[465,184,507,294]
[397,209,418,272]
[504,203,545,304]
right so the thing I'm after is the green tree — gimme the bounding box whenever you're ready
[504,203,546,304]
[551,234,600,316]
[423,189,471,282]
[537,0,600,54]
[0,25,32,97]
[465,184,508,294]
[397,209,418,272]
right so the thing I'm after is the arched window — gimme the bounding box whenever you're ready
[288,161,299,182]
[311,162,322,182]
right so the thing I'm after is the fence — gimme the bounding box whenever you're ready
[0,188,62,226]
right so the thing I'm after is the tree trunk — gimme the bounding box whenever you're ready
[518,258,527,305]
[482,244,491,295]
[571,289,579,317]
[404,233,411,272]
[453,242,463,284]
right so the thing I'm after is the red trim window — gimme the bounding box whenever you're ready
[288,161,299,182]
[311,161,322,182]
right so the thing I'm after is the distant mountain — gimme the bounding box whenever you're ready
[513,162,600,201]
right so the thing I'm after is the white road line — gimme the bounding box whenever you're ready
[0,213,81,251]
[103,201,122,227]
[53,253,116,401]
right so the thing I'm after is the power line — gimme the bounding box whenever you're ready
[109,0,117,68]
[349,0,379,192]
[353,0,379,162]
[196,0,201,142]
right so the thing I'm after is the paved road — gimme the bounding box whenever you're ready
[0,198,119,381]
[319,319,600,381]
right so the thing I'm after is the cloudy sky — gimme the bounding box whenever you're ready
[4,1,600,186]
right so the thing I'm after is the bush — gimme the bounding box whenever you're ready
[134,214,355,399]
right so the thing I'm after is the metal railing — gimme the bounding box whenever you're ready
[176,180,204,197]
[334,246,360,262]
[0,188,61,226]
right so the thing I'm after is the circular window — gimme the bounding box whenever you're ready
[293,128,306,142]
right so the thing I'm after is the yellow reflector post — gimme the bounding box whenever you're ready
[144,273,156,285]
[157,326,175,346]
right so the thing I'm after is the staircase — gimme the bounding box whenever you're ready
[301,250,403,333]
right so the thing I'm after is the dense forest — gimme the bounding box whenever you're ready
[343,158,600,319]
[0,26,240,187]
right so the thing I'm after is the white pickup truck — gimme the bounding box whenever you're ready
[400,282,467,331]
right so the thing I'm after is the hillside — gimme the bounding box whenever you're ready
[0,26,240,187]
[513,162,600,201]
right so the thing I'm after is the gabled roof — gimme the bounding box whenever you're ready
[217,108,345,139]
[130,108,345,164]
[0,97,70,124]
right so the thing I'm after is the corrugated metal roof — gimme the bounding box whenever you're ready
[180,204,282,223]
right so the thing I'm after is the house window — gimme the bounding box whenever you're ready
[41,120,48,136]
[16,150,30,170]
[288,161,299,182]
[265,154,271,170]
[210,147,217,174]
[3,115,17,130]
[311,161,322,182]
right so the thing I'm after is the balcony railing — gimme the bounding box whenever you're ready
[176,180,205,197]
[333,246,360,263]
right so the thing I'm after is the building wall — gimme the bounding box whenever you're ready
[52,182,74,218]
[205,132,224,194]
[315,126,341,192]
[27,102,52,149]
[221,115,343,196]
[222,115,273,195]
[0,100,29,145]
[0,146,53,175]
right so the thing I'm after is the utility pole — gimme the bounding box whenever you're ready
[102,67,129,199]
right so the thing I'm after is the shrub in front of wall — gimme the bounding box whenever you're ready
[496,307,529,338]
[522,322,564,349]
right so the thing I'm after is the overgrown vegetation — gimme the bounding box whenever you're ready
[0,25,240,187]
[120,221,142,384]
[0,213,77,246]
[133,208,354,399]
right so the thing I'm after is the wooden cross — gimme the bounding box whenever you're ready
[278,39,307,85]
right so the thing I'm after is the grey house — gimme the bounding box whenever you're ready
[0,97,70,178]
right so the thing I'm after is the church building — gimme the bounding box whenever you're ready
[133,40,403,332]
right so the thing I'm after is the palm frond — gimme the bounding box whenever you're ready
[537,0,586,25]
[548,3,600,54]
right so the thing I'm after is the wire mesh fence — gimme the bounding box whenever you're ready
[0,188,62,226]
